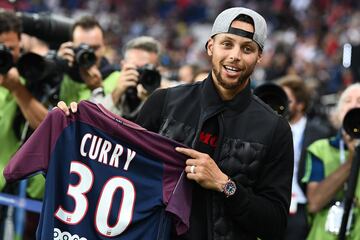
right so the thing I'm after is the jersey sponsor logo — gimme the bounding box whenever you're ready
[54,227,87,240]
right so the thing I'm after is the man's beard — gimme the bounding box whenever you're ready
[286,110,295,122]
[287,107,301,123]
[213,61,253,90]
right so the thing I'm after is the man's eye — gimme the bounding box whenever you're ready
[222,42,232,47]
[243,46,253,53]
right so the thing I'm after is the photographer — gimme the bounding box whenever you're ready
[94,36,162,121]
[302,83,360,240]
[277,75,332,240]
[0,11,48,131]
[57,15,119,104]
[0,10,48,239]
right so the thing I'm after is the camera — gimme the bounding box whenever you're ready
[343,108,360,139]
[0,43,14,74]
[16,50,63,103]
[17,12,73,49]
[17,51,60,86]
[253,82,289,117]
[73,44,96,69]
[137,64,161,93]
[55,44,97,83]
[124,64,161,115]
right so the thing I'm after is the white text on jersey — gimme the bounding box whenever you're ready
[80,133,137,170]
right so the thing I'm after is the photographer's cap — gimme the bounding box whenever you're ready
[210,7,267,49]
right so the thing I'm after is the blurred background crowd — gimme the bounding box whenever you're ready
[1,0,359,93]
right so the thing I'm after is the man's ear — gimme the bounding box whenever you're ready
[257,52,262,63]
[206,38,214,56]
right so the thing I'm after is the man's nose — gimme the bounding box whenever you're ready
[229,47,242,61]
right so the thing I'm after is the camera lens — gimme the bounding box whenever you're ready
[17,52,46,83]
[254,83,289,117]
[137,64,161,93]
[343,108,360,139]
[74,44,96,68]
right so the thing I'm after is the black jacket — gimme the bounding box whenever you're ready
[136,76,294,240]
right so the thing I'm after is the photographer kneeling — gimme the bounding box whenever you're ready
[57,15,119,105]
[94,36,163,121]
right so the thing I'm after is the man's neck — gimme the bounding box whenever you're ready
[212,78,249,101]
[290,113,305,125]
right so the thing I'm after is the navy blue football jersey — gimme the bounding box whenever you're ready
[4,100,191,240]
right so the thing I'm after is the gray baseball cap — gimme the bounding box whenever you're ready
[209,7,267,49]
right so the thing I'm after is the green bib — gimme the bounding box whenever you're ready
[303,138,360,240]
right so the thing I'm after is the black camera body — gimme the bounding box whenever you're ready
[16,50,63,104]
[137,64,161,93]
[0,43,14,74]
[59,44,97,83]
[17,51,60,85]
[73,44,96,69]
[124,64,161,114]
[54,44,97,83]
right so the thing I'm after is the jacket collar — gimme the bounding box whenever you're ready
[200,73,252,114]
[329,131,348,150]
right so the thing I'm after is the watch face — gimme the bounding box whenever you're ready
[224,180,236,196]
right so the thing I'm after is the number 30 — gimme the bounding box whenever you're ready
[55,161,135,237]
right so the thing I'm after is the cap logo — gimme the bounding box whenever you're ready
[228,27,254,40]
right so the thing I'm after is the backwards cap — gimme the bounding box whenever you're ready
[210,7,267,49]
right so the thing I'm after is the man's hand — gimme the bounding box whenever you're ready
[176,147,229,192]
[343,130,358,162]
[79,65,103,90]
[55,101,78,116]
[57,42,75,67]
[112,63,139,104]
[0,68,21,92]
[136,84,149,101]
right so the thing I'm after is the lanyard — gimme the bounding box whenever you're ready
[340,139,345,165]
[339,138,349,191]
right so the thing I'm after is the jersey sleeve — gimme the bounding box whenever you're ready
[166,172,192,235]
[3,109,71,182]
